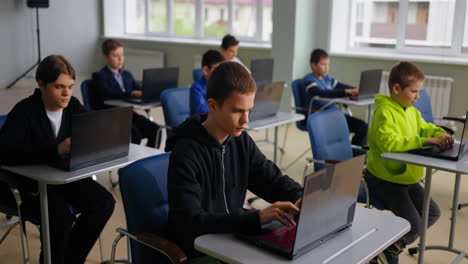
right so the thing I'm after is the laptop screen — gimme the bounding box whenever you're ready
[292,155,365,255]
[249,82,284,121]
[69,107,133,170]
[456,111,468,156]
[142,67,179,102]
[358,69,382,96]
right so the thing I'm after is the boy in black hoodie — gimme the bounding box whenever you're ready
[0,55,115,264]
[166,62,303,261]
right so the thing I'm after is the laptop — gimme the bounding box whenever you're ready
[236,155,366,259]
[251,58,274,85]
[249,81,284,123]
[350,69,383,101]
[50,107,133,171]
[409,111,468,161]
[125,67,179,104]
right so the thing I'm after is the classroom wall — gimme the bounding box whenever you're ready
[0,0,101,88]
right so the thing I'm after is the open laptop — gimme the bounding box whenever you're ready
[236,155,366,259]
[249,81,284,124]
[251,58,274,85]
[350,69,383,101]
[50,107,133,171]
[125,67,179,104]
[409,111,468,161]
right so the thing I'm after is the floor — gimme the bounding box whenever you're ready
[1,82,468,263]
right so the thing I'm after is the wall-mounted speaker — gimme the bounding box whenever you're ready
[27,0,49,8]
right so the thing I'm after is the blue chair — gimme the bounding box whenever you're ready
[160,87,191,128]
[414,89,455,134]
[110,153,187,264]
[192,68,203,82]
[306,108,385,210]
[80,80,93,111]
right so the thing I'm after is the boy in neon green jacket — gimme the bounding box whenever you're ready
[365,62,454,264]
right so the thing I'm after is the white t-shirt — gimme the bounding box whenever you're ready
[46,109,63,138]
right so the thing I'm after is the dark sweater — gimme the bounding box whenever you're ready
[165,114,303,257]
[0,88,85,165]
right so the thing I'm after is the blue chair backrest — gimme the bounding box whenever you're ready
[307,108,353,171]
[0,115,7,129]
[192,68,203,82]
[413,89,434,123]
[291,78,308,131]
[161,87,191,127]
[80,80,92,111]
[118,152,171,263]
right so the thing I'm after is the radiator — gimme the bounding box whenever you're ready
[379,71,453,119]
[124,48,165,81]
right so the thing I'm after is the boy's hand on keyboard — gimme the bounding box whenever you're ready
[426,136,452,150]
[437,133,454,145]
[259,201,300,226]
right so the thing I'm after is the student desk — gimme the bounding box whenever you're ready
[246,112,304,164]
[104,99,161,120]
[194,206,410,264]
[314,97,374,124]
[381,152,468,264]
[0,144,162,264]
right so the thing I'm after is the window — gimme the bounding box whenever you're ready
[123,0,273,43]
[332,0,468,59]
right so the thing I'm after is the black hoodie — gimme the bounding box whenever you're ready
[166,114,303,257]
[0,88,85,165]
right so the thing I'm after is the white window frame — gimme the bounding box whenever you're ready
[122,0,271,44]
[330,0,468,63]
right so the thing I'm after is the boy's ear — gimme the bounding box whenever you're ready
[202,65,210,77]
[206,98,218,112]
[37,80,45,90]
[391,83,401,95]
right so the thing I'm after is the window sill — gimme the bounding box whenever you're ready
[103,34,272,50]
[330,49,468,67]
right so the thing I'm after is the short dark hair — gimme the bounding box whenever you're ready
[309,49,329,64]
[102,39,123,56]
[35,55,75,85]
[202,50,225,69]
[221,34,239,50]
[206,62,256,106]
[388,61,425,92]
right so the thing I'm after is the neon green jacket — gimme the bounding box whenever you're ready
[367,94,446,185]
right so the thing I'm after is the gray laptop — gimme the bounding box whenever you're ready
[409,111,468,161]
[350,69,383,101]
[236,155,366,259]
[251,58,274,85]
[50,107,133,171]
[125,67,179,104]
[249,81,284,122]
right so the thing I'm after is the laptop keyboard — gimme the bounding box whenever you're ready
[259,224,297,248]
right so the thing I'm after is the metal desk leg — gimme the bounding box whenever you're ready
[274,127,278,164]
[449,173,461,248]
[39,182,51,264]
[418,168,432,264]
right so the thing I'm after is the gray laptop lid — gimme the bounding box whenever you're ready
[292,155,365,256]
[357,69,383,98]
[69,107,132,170]
[141,67,179,102]
[251,58,274,85]
[249,81,285,121]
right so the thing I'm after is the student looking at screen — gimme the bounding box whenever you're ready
[0,55,115,264]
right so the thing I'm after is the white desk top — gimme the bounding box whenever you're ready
[314,97,374,107]
[195,206,410,264]
[1,144,162,185]
[104,99,160,110]
[247,112,304,131]
[381,152,468,175]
